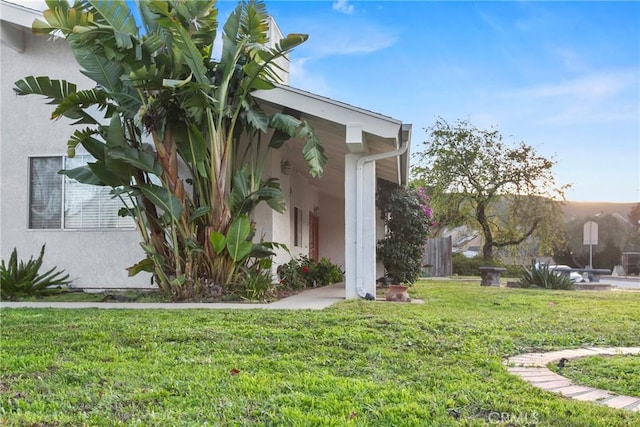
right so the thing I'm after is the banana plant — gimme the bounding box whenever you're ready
[15,0,327,300]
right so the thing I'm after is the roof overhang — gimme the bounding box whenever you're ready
[254,84,403,152]
[1,0,43,52]
[254,84,411,186]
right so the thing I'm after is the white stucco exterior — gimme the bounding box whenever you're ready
[1,2,411,297]
[1,3,151,288]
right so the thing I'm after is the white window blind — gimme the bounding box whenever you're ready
[29,155,135,230]
[29,157,63,229]
[294,206,302,247]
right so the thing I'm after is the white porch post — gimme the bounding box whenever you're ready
[344,153,377,299]
[360,161,377,298]
[344,154,358,299]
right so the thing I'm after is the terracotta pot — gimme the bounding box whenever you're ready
[385,284,411,302]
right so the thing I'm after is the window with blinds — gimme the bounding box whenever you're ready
[294,206,302,247]
[29,157,63,229]
[29,156,135,230]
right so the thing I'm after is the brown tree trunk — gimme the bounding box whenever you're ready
[476,201,494,260]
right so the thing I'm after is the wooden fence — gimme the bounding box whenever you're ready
[423,236,452,277]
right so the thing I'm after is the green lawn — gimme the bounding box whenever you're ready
[549,355,640,398]
[2,281,639,426]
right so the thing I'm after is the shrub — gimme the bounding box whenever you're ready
[277,256,344,290]
[452,252,485,276]
[519,263,574,290]
[451,252,521,278]
[376,181,432,284]
[1,245,71,300]
[236,265,277,302]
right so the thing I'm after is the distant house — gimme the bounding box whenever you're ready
[443,226,481,258]
[0,1,411,299]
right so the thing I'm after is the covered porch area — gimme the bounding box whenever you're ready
[254,85,412,299]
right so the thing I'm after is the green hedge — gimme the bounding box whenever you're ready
[451,252,522,278]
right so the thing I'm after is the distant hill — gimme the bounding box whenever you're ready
[561,201,637,222]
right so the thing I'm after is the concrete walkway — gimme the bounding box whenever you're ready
[505,347,640,412]
[0,283,345,310]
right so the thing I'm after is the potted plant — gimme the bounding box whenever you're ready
[376,181,432,302]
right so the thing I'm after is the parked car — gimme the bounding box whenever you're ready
[549,265,585,283]
[536,263,584,283]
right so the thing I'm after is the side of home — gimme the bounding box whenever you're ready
[0,1,411,298]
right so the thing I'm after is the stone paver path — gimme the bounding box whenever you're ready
[505,347,640,412]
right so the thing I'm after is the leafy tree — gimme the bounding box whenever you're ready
[14,0,327,300]
[413,118,568,261]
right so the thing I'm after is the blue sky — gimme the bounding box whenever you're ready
[233,0,639,203]
[21,0,640,202]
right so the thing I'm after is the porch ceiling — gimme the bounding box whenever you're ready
[254,86,407,198]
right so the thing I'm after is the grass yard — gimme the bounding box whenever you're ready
[549,355,640,398]
[1,281,639,426]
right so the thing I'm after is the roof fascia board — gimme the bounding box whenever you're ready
[253,85,402,140]
[1,1,42,29]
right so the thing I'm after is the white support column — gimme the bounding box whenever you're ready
[344,153,377,299]
[344,153,358,299]
[360,161,377,298]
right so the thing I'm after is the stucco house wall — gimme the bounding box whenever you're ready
[319,192,345,269]
[1,21,151,288]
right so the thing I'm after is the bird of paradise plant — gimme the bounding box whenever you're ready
[15,0,327,300]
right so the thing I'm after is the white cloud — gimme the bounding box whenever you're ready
[552,46,589,73]
[302,20,398,58]
[502,69,639,125]
[288,57,334,97]
[519,71,634,100]
[332,0,354,15]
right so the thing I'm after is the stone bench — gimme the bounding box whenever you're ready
[479,267,506,287]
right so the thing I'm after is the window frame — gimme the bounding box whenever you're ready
[27,154,136,231]
[293,206,303,247]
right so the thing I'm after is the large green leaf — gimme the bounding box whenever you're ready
[61,165,106,186]
[53,88,109,125]
[87,161,128,187]
[86,0,138,38]
[171,0,218,50]
[136,183,184,221]
[221,4,243,64]
[230,167,251,214]
[242,101,269,132]
[136,0,161,35]
[13,76,77,105]
[226,215,253,262]
[32,1,92,35]
[240,1,269,44]
[181,124,208,178]
[168,23,209,84]
[189,206,210,223]
[209,230,226,255]
[277,33,309,52]
[73,48,123,93]
[109,145,162,176]
[126,258,155,277]
[260,178,285,213]
[300,128,327,178]
[268,112,299,148]
[268,113,326,177]
[106,115,125,148]
[67,128,105,159]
